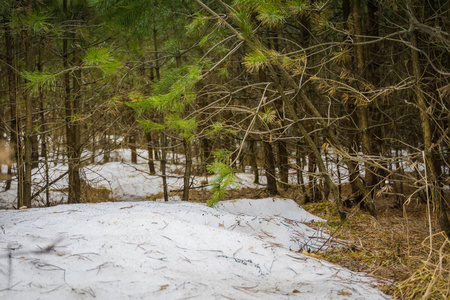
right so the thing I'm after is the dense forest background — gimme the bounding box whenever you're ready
[0,0,449,297]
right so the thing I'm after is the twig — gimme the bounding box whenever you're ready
[30,171,69,202]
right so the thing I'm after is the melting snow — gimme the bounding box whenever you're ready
[0,199,391,299]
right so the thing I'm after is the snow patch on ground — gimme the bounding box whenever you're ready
[217,198,324,223]
[0,200,390,299]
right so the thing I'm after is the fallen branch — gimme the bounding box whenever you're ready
[31,171,69,202]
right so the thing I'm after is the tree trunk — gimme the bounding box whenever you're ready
[182,140,192,201]
[263,140,278,196]
[37,37,50,206]
[70,32,82,204]
[343,0,350,28]
[153,18,160,81]
[307,151,319,202]
[296,142,306,193]
[23,0,33,208]
[353,0,378,199]
[129,133,137,163]
[409,3,450,236]
[152,11,167,201]
[63,0,81,204]
[249,140,259,184]
[146,132,156,174]
[161,129,168,202]
[201,136,211,178]
[278,140,289,189]
[4,21,17,193]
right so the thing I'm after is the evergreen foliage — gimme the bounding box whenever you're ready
[21,71,56,92]
[206,150,237,207]
[84,47,122,75]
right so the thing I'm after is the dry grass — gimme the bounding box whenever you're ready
[49,183,112,204]
[0,141,13,166]
[300,187,450,300]
[393,232,450,299]
[80,183,112,203]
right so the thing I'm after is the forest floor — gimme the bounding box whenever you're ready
[0,148,448,299]
[295,186,450,299]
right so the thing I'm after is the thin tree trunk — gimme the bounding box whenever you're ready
[103,133,110,163]
[153,18,160,81]
[183,140,192,201]
[129,133,137,163]
[63,0,81,204]
[295,142,305,190]
[343,0,350,28]
[263,140,278,196]
[4,21,17,193]
[63,0,71,203]
[37,37,50,206]
[23,0,33,208]
[409,1,450,236]
[91,133,96,164]
[161,128,168,202]
[201,136,211,178]
[146,132,156,174]
[278,140,289,189]
[152,8,167,201]
[249,140,259,184]
[70,32,82,204]
[307,151,318,202]
[353,0,378,197]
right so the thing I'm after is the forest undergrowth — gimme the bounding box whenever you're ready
[300,184,450,300]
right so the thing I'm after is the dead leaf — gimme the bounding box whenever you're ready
[338,290,352,296]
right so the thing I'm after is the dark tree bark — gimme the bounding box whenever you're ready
[4,20,18,193]
[69,33,82,204]
[263,140,278,196]
[63,0,82,204]
[343,0,350,27]
[277,140,289,189]
[352,0,377,216]
[152,7,167,202]
[408,0,450,236]
[146,132,156,174]
[161,126,168,202]
[182,140,192,201]
[23,0,33,208]
[129,133,137,164]
[37,37,50,206]
[249,140,259,184]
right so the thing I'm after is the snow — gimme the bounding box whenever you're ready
[0,199,390,299]
[0,148,392,299]
[216,198,323,223]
